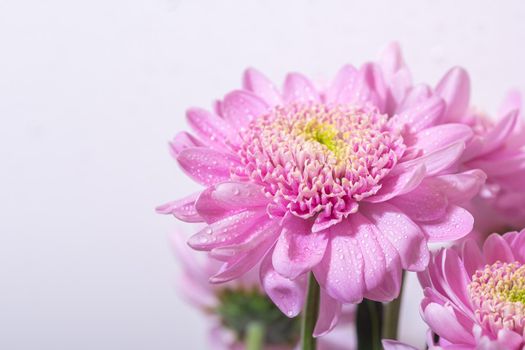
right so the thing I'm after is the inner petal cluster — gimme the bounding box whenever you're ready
[233,103,405,226]
[468,261,525,335]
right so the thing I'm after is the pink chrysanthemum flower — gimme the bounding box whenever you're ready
[417,229,525,349]
[172,232,355,350]
[158,43,483,330]
[433,68,525,235]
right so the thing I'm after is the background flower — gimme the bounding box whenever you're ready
[418,229,525,349]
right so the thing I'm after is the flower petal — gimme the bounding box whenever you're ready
[156,192,203,222]
[221,90,269,131]
[435,67,470,123]
[314,220,365,303]
[365,164,426,203]
[313,290,341,337]
[195,181,268,223]
[260,251,307,317]
[396,142,465,176]
[461,239,485,277]
[283,73,320,104]
[360,202,428,271]
[186,108,232,147]
[210,235,275,283]
[169,131,204,158]
[382,340,418,350]
[391,182,449,222]
[411,123,473,155]
[419,205,473,243]
[391,95,445,132]
[177,147,240,186]
[423,302,475,344]
[242,68,282,106]
[423,170,486,204]
[272,217,328,279]
[483,233,515,264]
[324,65,358,104]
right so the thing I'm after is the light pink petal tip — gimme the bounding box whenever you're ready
[435,67,470,123]
[242,68,282,106]
[283,73,320,104]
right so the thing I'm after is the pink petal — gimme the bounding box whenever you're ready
[396,84,432,111]
[324,65,358,104]
[283,73,320,104]
[210,235,275,283]
[411,123,473,155]
[379,41,405,78]
[156,192,203,222]
[260,251,307,317]
[365,164,426,203]
[242,68,282,106]
[482,234,515,264]
[195,181,268,223]
[391,183,448,222]
[176,147,240,186]
[391,95,445,132]
[507,230,525,261]
[461,239,485,277]
[314,220,365,303]
[221,90,269,131]
[396,142,465,176]
[210,219,280,260]
[360,202,428,271]
[313,290,341,337]
[419,205,473,243]
[440,249,473,313]
[423,302,474,344]
[498,90,522,118]
[435,67,471,123]
[169,131,204,158]
[188,210,266,251]
[423,170,486,204]
[186,108,232,147]
[272,217,328,279]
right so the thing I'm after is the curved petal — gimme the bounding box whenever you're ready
[419,205,473,243]
[498,90,522,118]
[422,302,475,344]
[423,170,486,204]
[313,220,365,303]
[210,235,275,283]
[391,95,445,133]
[186,108,232,147]
[169,131,204,158]
[382,340,418,350]
[242,68,282,106]
[390,182,449,222]
[313,290,341,337]
[195,181,268,223]
[482,234,515,264]
[360,202,428,271]
[435,67,470,123]
[283,73,320,104]
[272,217,328,279]
[260,251,307,317]
[324,64,358,104]
[411,123,473,155]
[176,147,240,186]
[365,164,426,203]
[396,142,465,177]
[156,192,203,222]
[461,239,484,277]
[221,90,269,131]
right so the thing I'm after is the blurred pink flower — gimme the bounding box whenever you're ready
[172,232,355,350]
[158,43,483,332]
[418,229,525,349]
[434,67,525,235]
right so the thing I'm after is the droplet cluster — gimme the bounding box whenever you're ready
[468,261,525,336]
[232,103,405,224]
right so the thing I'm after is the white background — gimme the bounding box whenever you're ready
[1,0,524,349]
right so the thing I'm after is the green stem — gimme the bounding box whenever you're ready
[366,300,382,350]
[382,272,405,340]
[301,273,320,350]
[245,322,265,350]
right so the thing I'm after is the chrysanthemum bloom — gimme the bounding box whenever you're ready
[433,68,525,235]
[417,229,525,349]
[172,233,355,350]
[158,43,484,332]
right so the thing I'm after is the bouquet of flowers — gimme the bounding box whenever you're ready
[158,43,525,349]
